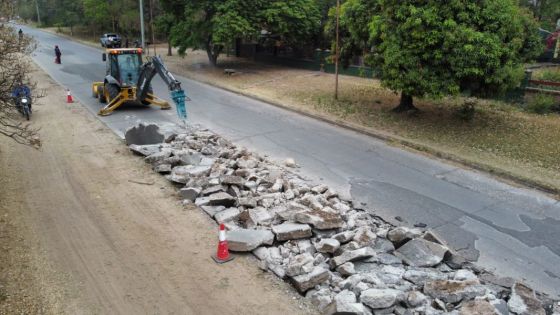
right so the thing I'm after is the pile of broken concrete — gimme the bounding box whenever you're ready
[129,124,558,315]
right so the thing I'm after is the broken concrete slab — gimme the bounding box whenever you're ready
[179,187,201,202]
[174,150,203,166]
[395,238,448,267]
[286,253,315,277]
[406,291,427,308]
[248,207,274,226]
[315,238,341,254]
[333,230,356,244]
[268,263,287,279]
[372,238,395,254]
[311,184,329,194]
[294,209,345,230]
[206,192,236,207]
[454,270,477,281]
[326,290,370,315]
[403,269,448,285]
[336,262,356,277]
[220,175,245,186]
[360,288,402,309]
[291,267,330,293]
[200,205,225,218]
[227,229,275,252]
[276,203,310,221]
[330,247,376,268]
[460,299,502,315]
[154,164,172,174]
[423,279,486,304]
[238,197,257,209]
[297,239,315,255]
[272,223,313,241]
[376,253,402,266]
[169,165,212,183]
[508,283,546,315]
[129,144,161,156]
[353,227,377,247]
[145,150,172,164]
[285,158,296,168]
[200,185,225,196]
[214,207,241,224]
[387,227,423,246]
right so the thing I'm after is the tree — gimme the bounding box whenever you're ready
[164,0,320,66]
[520,0,560,30]
[325,0,379,68]
[338,0,543,111]
[0,24,40,147]
[155,13,176,56]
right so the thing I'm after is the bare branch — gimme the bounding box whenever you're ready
[0,24,41,148]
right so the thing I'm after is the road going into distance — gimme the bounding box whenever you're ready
[20,25,560,298]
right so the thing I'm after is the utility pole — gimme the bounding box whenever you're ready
[334,0,340,100]
[35,0,41,25]
[139,0,146,50]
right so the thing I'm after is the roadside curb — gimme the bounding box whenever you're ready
[182,73,560,198]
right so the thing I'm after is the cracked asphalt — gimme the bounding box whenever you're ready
[20,24,560,298]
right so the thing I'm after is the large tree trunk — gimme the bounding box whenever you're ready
[205,36,222,67]
[206,47,218,66]
[392,92,418,112]
[167,39,172,56]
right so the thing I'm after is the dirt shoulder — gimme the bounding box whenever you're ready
[0,64,316,314]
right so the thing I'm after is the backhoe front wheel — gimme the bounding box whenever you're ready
[105,83,120,104]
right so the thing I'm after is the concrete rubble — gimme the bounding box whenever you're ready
[129,123,559,314]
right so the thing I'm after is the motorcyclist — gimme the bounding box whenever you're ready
[11,81,32,111]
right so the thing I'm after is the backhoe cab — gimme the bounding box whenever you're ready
[92,48,171,116]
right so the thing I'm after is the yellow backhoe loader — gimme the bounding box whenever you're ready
[92,48,186,118]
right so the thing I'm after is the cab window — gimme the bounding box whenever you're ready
[118,54,141,86]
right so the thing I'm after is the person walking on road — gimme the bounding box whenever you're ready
[54,45,62,64]
[18,28,23,41]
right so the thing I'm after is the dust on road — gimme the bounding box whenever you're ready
[0,65,316,314]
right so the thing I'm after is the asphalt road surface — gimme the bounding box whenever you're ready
[19,25,560,298]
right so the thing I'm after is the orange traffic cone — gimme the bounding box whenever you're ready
[66,89,73,103]
[212,224,234,264]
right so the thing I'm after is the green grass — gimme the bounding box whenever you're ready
[533,67,560,82]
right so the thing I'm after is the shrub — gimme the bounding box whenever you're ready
[457,98,477,121]
[526,94,556,114]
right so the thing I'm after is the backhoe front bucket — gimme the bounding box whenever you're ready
[98,92,127,116]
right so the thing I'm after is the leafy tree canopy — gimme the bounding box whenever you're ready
[165,0,321,65]
[335,0,542,110]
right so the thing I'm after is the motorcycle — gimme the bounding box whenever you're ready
[16,95,32,120]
